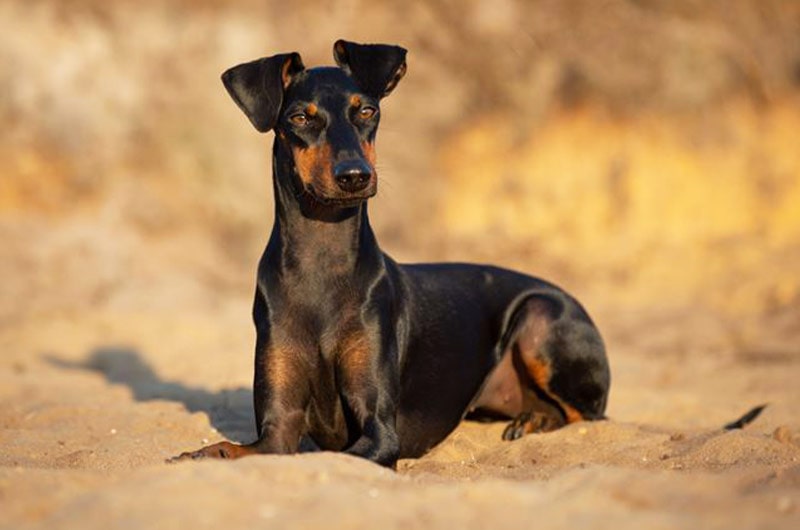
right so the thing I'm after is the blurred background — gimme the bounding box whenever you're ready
[1,0,799,332]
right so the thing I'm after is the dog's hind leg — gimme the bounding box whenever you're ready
[499,293,610,440]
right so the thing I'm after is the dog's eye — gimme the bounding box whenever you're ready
[358,106,377,120]
[290,113,308,126]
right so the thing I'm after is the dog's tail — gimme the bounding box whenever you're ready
[722,404,768,430]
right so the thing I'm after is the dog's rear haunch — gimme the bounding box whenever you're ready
[170,40,610,468]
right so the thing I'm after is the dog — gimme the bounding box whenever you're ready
[170,40,611,468]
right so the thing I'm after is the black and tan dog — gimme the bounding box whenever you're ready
[171,40,610,467]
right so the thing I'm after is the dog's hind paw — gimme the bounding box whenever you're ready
[502,411,562,441]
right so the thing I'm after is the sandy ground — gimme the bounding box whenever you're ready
[1,289,799,529]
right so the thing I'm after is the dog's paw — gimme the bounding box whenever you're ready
[502,411,561,441]
[502,412,531,441]
[166,441,241,463]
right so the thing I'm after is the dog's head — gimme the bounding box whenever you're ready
[222,40,407,207]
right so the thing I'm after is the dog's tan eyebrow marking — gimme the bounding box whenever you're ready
[350,95,362,107]
[306,103,318,116]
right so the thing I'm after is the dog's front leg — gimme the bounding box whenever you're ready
[169,332,310,462]
[338,335,401,468]
[342,388,400,467]
[168,404,306,462]
[248,332,312,454]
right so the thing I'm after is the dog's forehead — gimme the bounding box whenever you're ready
[287,67,363,105]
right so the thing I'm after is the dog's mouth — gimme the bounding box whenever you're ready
[300,184,377,208]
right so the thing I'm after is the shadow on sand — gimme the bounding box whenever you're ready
[47,347,255,442]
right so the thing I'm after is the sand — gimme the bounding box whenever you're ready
[1,296,798,529]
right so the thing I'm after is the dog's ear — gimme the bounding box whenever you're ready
[221,53,305,133]
[333,40,407,99]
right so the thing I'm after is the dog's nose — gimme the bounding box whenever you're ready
[334,160,372,193]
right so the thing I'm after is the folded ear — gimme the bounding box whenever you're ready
[221,52,305,132]
[333,40,407,99]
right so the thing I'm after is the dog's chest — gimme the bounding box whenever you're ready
[267,289,370,358]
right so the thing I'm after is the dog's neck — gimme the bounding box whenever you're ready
[266,139,381,276]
